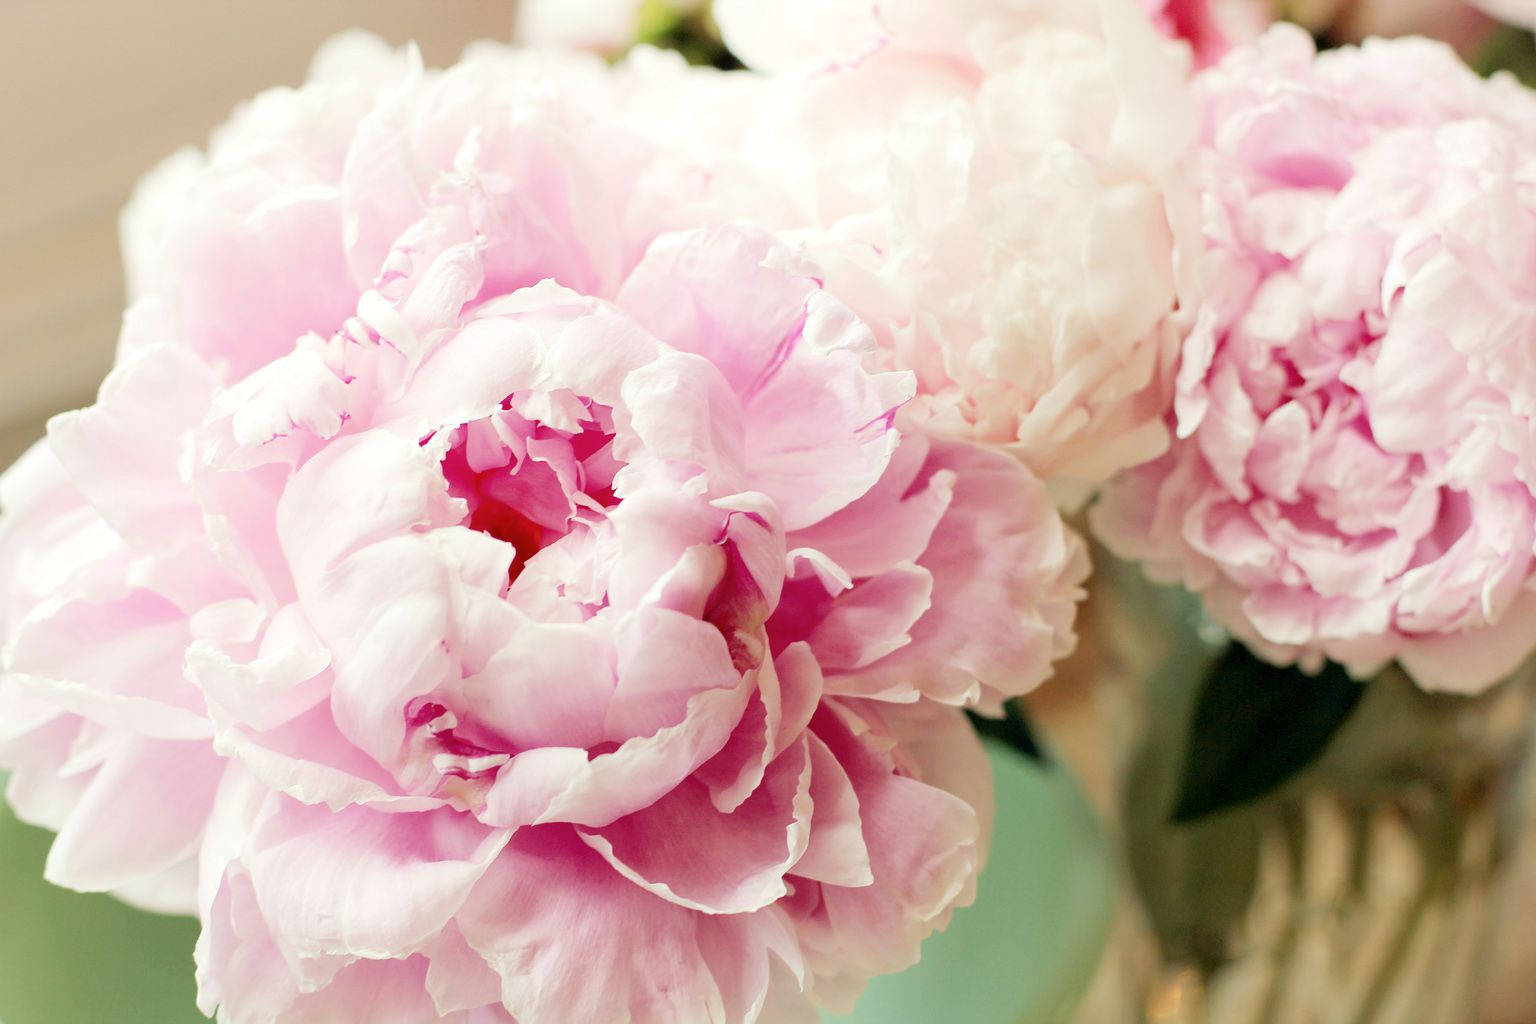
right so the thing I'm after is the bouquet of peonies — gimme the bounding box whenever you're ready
[6,1,1536,1022]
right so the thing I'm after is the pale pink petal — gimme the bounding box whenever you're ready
[424,923,504,1016]
[284,957,457,1024]
[617,226,911,528]
[482,671,753,829]
[457,825,780,1024]
[807,566,933,672]
[0,715,84,830]
[7,589,209,739]
[579,739,812,914]
[186,602,332,732]
[829,441,1088,707]
[243,798,508,972]
[210,703,440,813]
[792,732,875,888]
[46,345,214,545]
[44,737,223,904]
[787,433,953,580]
[460,618,617,750]
[605,606,742,739]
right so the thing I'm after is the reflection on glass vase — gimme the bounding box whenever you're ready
[1091,574,1536,1024]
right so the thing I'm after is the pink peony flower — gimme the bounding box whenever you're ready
[1092,25,1536,692]
[710,0,1204,488]
[0,34,1088,1023]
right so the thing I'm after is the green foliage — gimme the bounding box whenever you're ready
[1475,26,1536,88]
[633,0,742,69]
[1172,644,1362,824]
[967,698,1047,765]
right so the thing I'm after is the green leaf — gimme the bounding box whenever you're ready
[635,0,686,45]
[632,1,742,70]
[1171,644,1362,824]
[1474,27,1536,89]
[967,698,1047,765]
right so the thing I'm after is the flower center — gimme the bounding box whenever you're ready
[441,390,621,584]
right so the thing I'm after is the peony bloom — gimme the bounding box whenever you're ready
[1092,25,1536,692]
[0,34,1088,1024]
[710,0,1203,488]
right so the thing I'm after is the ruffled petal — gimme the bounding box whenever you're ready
[46,345,214,546]
[578,739,812,914]
[44,737,223,905]
[243,798,508,975]
[457,825,780,1024]
[617,225,912,528]
[827,441,1088,708]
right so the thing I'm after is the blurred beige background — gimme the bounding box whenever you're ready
[0,0,515,465]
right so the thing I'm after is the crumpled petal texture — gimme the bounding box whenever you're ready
[1092,25,1536,692]
[710,0,1204,486]
[0,34,1087,1024]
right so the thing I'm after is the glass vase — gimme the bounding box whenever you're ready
[1071,561,1536,1024]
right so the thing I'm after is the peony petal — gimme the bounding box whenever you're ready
[793,703,983,1007]
[1399,588,1536,694]
[579,739,813,914]
[151,181,359,379]
[787,433,953,580]
[44,737,224,903]
[210,702,440,813]
[482,668,754,830]
[244,798,509,972]
[461,617,617,750]
[186,602,332,732]
[792,731,875,888]
[605,606,742,739]
[457,825,778,1024]
[807,565,933,672]
[828,440,1088,708]
[7,588,210,739]
[284,957,460,1024]
[618,226,911,528]
[424,922,504,1016]
[46,345,214,545]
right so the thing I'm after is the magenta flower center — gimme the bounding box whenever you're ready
[439,389,621,584]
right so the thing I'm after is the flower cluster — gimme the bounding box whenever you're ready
[10,1,1536,1021]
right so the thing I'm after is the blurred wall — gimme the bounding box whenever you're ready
[0,0,516,466]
